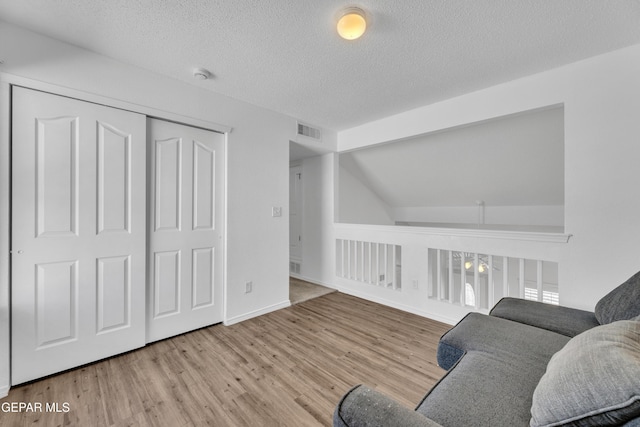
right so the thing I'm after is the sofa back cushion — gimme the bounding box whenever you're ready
[530,317,640,426]
[595,270,640,324]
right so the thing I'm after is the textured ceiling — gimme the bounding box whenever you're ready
[341,107,564,207]
[0,1,639,130]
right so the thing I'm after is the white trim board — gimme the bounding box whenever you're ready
[0,72,233,134]
[337,287,463,326]
[223,300,291,326]
[289,274,338,290]
[0,81,11,399]
[334,222,571,244]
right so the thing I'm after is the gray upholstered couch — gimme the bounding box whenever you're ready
[334,271,640,427]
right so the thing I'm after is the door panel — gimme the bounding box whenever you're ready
[192,247,214,308]
[35,260,78,347]
[153,250,181,317]
[193,141,215,230]
[96,255,130,333]
[154,137,182,232]
[36,116,79,237]
[97,122,131,234]
[11,87,146,384]
[147,119,224,343]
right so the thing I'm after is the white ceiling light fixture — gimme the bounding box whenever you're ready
[193,67,211,80]
[337,7,367,40]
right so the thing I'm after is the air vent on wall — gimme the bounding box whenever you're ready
[297,122,322,141]
[290,261,301,275]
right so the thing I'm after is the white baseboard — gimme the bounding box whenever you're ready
[337,287,459,325]
[0,384,9,399]
[289,274,337,290]
[223,300,291,326]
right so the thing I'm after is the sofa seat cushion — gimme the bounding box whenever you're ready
[417,350,545,426]
[595,270,640,324]
[490,297,599,337]
[437,313,570,370]
[530,317,640,427]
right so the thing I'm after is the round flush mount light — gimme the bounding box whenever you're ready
[193,67,211,80]
[337,7,367,40]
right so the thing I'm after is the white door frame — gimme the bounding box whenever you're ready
[0,74,231,396]
[289,164,303,265]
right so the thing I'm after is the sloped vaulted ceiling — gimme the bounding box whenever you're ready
[340,106,564,208]
[0,1,639,130]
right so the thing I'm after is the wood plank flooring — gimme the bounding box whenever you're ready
[0,292,450,427]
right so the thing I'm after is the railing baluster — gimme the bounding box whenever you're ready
[344,240,348,278]
[436,249,442,301]
[487,255,494,308]
[356,241,360,280]
[474,253,480,310]
[345,240,349,279]
[427,249,433,298]
[379,243,382,286]
[371,243,380,286]
[460,252,466,306]
[354,241,359,281]
[367,242,372,284]
[392,245,398,290]
[336,239,341,277]
[519,258,525,298]
[503,257,509,298]
[339,240,344,278]
[537,260,543,302]
[448,250,454,303]
[358,241,363,281]
[383,244,391,288]
[372,243,378,285]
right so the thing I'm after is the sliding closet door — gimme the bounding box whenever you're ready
[11,87,147,384]
[147,118,224,343]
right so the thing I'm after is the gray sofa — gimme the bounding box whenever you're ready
[334,271,640,427]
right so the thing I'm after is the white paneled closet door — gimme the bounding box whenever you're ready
[11,87,147,384]
[147,118,224,343]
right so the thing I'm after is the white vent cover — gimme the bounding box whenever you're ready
[290,261,301,274]
[297,122,322,141]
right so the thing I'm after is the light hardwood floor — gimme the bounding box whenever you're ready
[0,292,450,427]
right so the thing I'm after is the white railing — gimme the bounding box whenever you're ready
[334,223,570,320]
[336,239,401,290]
[428,249,559,311]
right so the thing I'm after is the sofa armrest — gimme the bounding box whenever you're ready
[334,385,443,427]
[490,297,599,337]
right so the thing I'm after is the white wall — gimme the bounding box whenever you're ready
[338,43,640,311]
[338,165,395,225]
[0,21,299,393]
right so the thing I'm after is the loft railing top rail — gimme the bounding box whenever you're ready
[334,223,571,244]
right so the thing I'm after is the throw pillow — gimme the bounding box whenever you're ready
[530,318,640,427]
[595,270,640,324]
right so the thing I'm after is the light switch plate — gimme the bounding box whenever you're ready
[272,207,282,217]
